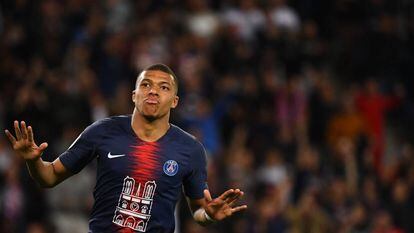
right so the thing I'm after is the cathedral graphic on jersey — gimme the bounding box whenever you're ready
[112,176,157,232]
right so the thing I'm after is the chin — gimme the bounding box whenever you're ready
[142,113,159,122]
[140,106,158,118]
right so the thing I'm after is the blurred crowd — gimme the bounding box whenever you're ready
[1,0,414,233]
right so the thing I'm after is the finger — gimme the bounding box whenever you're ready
[227,191,245,206]
[4,130,17,145]
[224,189,241,201]
[14,120,22,140]
[231,205,248,214]
[21,121,28,139]
[38,142,48,153]
[218,189,235,200]
[27,126,34,143]
[204,189,213,202]
[224,192,239,203]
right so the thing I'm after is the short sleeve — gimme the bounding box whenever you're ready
[59,121,104,174]
[183,142,208,199]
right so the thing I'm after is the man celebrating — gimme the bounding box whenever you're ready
[5,64,247,232]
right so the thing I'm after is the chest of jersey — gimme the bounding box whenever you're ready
[96,132,193,193]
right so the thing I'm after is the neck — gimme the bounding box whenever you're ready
[131,109,170,142]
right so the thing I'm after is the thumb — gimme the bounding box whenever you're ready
[38,142,48,152]
[204,189,213,202]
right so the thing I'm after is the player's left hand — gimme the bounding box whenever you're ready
[203,188,247,221]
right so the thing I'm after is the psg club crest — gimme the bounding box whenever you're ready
[163,160,179,176]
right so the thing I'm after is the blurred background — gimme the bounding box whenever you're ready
[1,0,414,232]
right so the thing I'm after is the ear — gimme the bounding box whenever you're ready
[171,96,179,109]
[132,90,136,103]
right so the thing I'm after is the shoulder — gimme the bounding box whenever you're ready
[85,115,131,134]
[167,125,207,170]
[170,124,200,143]
[170,124,205,151]
[170,125,207,168]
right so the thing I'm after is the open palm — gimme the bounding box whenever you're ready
[5,121,48,161]
[203,189,247,221]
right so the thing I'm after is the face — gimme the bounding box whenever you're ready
[132,70,179,121]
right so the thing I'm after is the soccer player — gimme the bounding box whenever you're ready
[4,64,247,232]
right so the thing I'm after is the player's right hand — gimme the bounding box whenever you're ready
[4,120,48,161]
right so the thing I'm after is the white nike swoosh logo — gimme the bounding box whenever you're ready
[107,152,126,159]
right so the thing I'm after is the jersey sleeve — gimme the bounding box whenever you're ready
[183,142,208,199]
[58,120,104,174]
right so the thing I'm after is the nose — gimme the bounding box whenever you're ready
[148,86,159,95]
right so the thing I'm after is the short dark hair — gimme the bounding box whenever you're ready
[137,63,179,94]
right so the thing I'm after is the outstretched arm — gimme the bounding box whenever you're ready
[4,120,72,188]
[188,188,248,226]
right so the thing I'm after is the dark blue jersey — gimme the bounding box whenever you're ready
[59,115,208,233]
